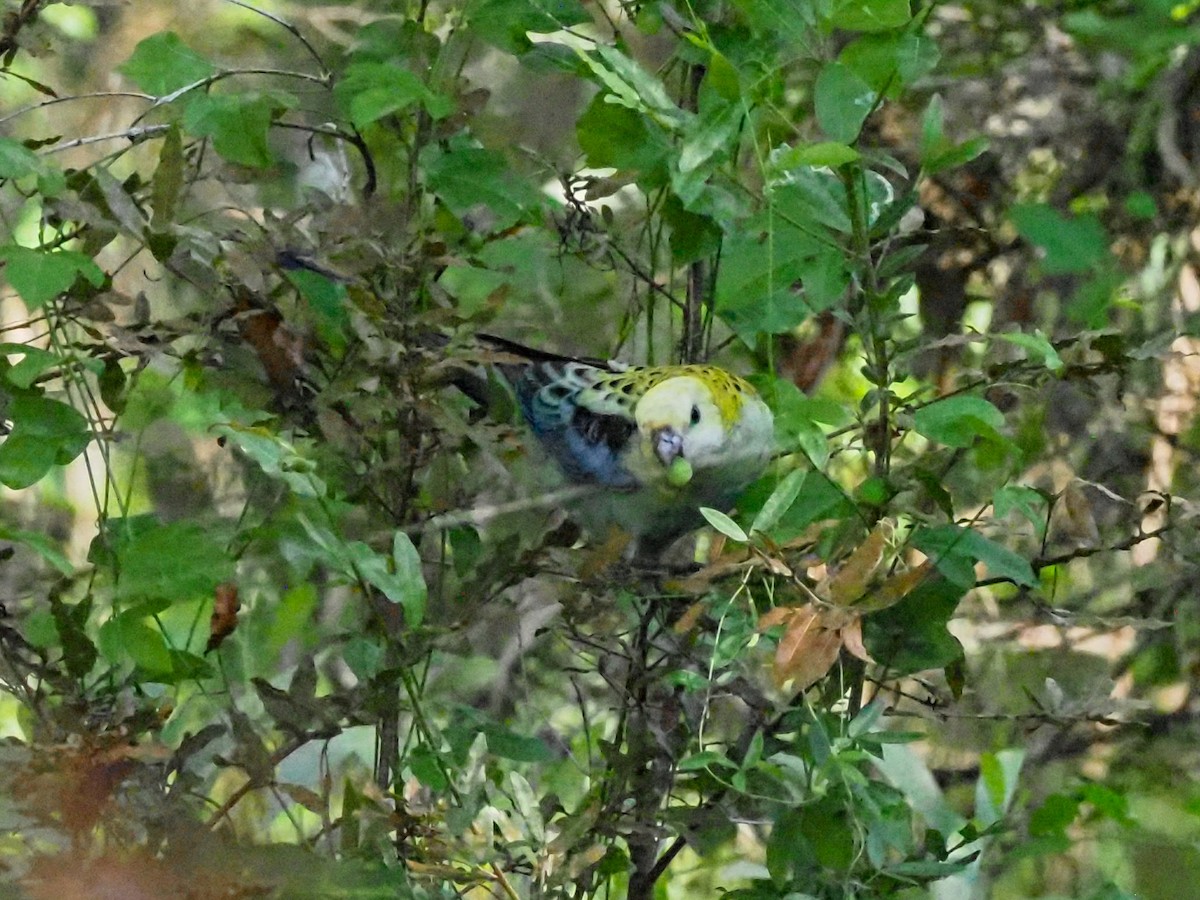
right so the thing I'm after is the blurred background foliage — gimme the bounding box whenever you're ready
[2,0,1200,897]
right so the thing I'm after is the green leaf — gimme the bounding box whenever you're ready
[99,614,174,675]
[830,0,912,31]
[118,31,217,94]
[0,137,65,196]
[814,62,875,143]
[767,808,816,883]
[751,469,808,535]
[699,507,749,543]
[184,93,288,168]
[150,125,184,230]
[1010,203,1110,275]
[914,524,1037,587]
[1124,190,1157,219]
[575,45,688,129]
[576,93,671,181]
[0,393,91,489]
[925,135,989,174]
[344,538,427,626]
[0,246,104,309]
[115,521,234,602]
[913,394,1006,448]
[714,212,830,338]
[996,330,1064,372]
[862,573,967,673]
[467,0,590,53]
[776,141,861,168]
[333,62,453,127]
[422,140,545,232]
[0,526,73,574]
[977,748,1024,824]
[215,424,326,497]
[1069,270,1121,327]
[0,343,59,389]
[841,31,939,94]
[775,172,853,233]
[993,485,1049,539]
[677,750,739,771]
[677,100,743,175]
[392,531,428,626]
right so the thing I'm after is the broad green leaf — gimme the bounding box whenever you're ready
[118,32,216,95]
[830,0,912,31]
[215,424,326,497]
[576,92,671,181]
[661,195,722,264]
[0,137,65,196]
[467,0,590,53]
[423,141,545,232]
[0,393,91,489]
[184,93,290,168]
[116,521,234,602]
[1069,270,1121,327]
[437,264,511,315]
[285,268,349,343]
[678,101,742,175]
[862,572,966,673]
[996,329,1064,371]
[751,469,807,535]
[677,750,739,771]
[814,62,875,143]
[774,172,852,234]
[714,188,848,338]
[740,470,854,542]
[1125,191,1157,219]
[699,507,749,543]
[333,62,452,127]
[1010,203,1110,274]
[913,395,1006,448]
[925,135,989,174]
[0,344,58,389]
[0,246,104,309]
[0,138,41,179]
[914,523,1037,587]
[99,614,174,675]
[841,31,939,94]
[767,808,817,883]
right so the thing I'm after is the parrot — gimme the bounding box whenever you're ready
[479,335,775,558]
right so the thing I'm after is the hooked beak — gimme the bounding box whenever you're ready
[652,426,684,467]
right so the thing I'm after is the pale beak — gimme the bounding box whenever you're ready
[652,426,683,467]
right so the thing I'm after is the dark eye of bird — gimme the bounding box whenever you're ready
[690,404,701,426]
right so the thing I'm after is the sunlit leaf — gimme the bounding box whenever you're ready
[699,506,749,543]
[913,394,1006,448]
[0,246,104,309]
[118,31,216,94]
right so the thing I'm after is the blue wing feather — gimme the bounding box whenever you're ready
[506,362,637,488]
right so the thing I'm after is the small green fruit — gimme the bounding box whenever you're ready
[667,457,693,487]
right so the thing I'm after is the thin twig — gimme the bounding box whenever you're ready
[975,525,1175,587]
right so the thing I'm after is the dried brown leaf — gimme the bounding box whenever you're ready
[205,582,240,653]
[841,616,872,663]
[773,606,842,691]
[826,521,893,606]
[857,560,934,612]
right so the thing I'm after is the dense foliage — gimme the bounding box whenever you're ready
[1,0,1199,897]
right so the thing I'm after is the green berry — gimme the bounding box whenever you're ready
[667,457,693,487]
